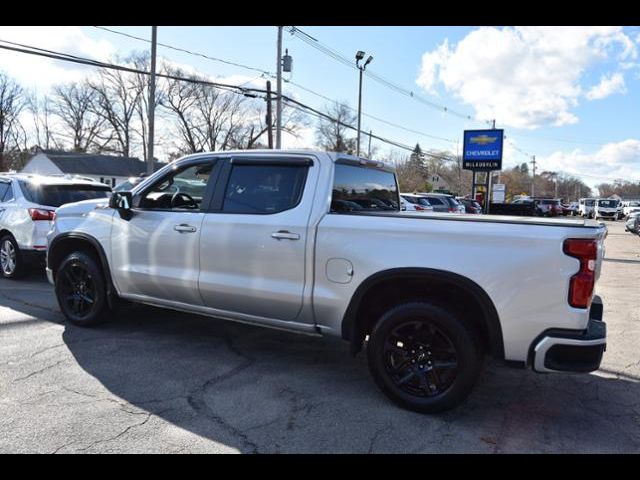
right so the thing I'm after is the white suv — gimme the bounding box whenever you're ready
[0,173,111,279]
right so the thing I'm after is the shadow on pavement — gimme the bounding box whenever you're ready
[54,305,640,453]
[2,278,639,452]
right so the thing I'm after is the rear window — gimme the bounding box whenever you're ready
[540,199,561,205]
[331,164,399,213]
[19,182,111,207]
[425,196,444,206]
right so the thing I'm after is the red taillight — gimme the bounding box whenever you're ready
[563,238,597,308]
[414,205,425,211]
[28,208,56,221]
[448,207,456,213]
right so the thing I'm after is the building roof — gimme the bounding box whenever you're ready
[38,150,164,177]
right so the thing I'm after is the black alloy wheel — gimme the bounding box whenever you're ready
[55,252,109,326]
[367,302,483,413]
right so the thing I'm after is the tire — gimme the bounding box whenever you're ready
[0,234,28,279]
[367,302,483,413]
[54,251,110,326]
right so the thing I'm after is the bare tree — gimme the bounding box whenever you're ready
[0,72,26,170]
[315,102,357,153]
[27,92,61,151]
[229,100,309,150]
[160,67,246,154]
[49,82,109,152]
[158,66,201,155]
[88,58,145,157]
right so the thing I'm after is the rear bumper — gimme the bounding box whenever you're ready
[531,296,606,373]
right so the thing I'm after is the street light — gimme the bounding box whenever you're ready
[356,50,373,157]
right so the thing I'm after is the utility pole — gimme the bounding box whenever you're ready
[531,155,537,197]
[355,51,373,157]
[276,26,283,149]
[367,130,372,158]
[554,173,559,199]
[266,80,273,149]
[357,66,364,156]
[146,26,157,175]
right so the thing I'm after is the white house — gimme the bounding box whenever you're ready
[21,150,162,188]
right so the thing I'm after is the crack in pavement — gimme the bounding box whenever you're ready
[185,334,259,453]
[367,422,392,453]
[50,440,79,454]
[75,411,158,452]
[12,359,67,382]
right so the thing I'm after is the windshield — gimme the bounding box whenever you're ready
[584,199,595,206]
[20,182,111,207]
[598,200,617,208]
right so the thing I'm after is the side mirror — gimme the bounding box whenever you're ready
[109,191,134,220]
[109,191,132,211]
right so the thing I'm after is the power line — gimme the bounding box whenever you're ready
[286,80,457,144]
[94,26,456,147]
[0,39,259,96]
[287,26,491,126]
[0,39,457,162]
[283,96,457,162]
[93,26,273,77]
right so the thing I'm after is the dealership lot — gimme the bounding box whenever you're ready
[0,221,639,453]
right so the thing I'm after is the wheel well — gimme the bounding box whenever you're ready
[343,270,504,359]
[48,235,119,308]
[0,229,14,240]
[48,238,101,278]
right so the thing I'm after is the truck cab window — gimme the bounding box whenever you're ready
[138,163,213,211]
[331,163,398,213]
[222,164,308,214]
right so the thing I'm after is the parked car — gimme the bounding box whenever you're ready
[400,193,434,213]
[533,198,562,217]
[625,211,640,234]
[578,198,596,218]
[417,193,465,213]
[0,173,111,278]
[594,199,619,221]
[47,150,607,414]
[623,201,640,219]
[456,197,483,214]
[561,202,577,216]
[513,198,560,217]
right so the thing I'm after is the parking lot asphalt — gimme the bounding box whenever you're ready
[1,220,639,453]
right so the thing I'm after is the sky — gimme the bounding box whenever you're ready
[0,25,639,190]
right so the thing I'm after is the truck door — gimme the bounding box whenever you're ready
[198,156,316,321]
[110,158,219,305]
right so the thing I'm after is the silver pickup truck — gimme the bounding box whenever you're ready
[46,150,607,413]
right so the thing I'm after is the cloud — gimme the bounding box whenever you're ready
[586,72,626,100]
[416,26,635,129]
[0,26,116,91]
[537,139,640,186]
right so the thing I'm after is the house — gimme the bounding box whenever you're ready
[429,174,450,193]
[21,150,164,188]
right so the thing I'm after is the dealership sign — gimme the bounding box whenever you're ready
[462,129,504,170]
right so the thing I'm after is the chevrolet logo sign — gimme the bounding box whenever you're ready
[469,134,498,145]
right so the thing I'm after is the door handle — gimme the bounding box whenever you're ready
[271,230,300,241]
[174,224,197,233]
